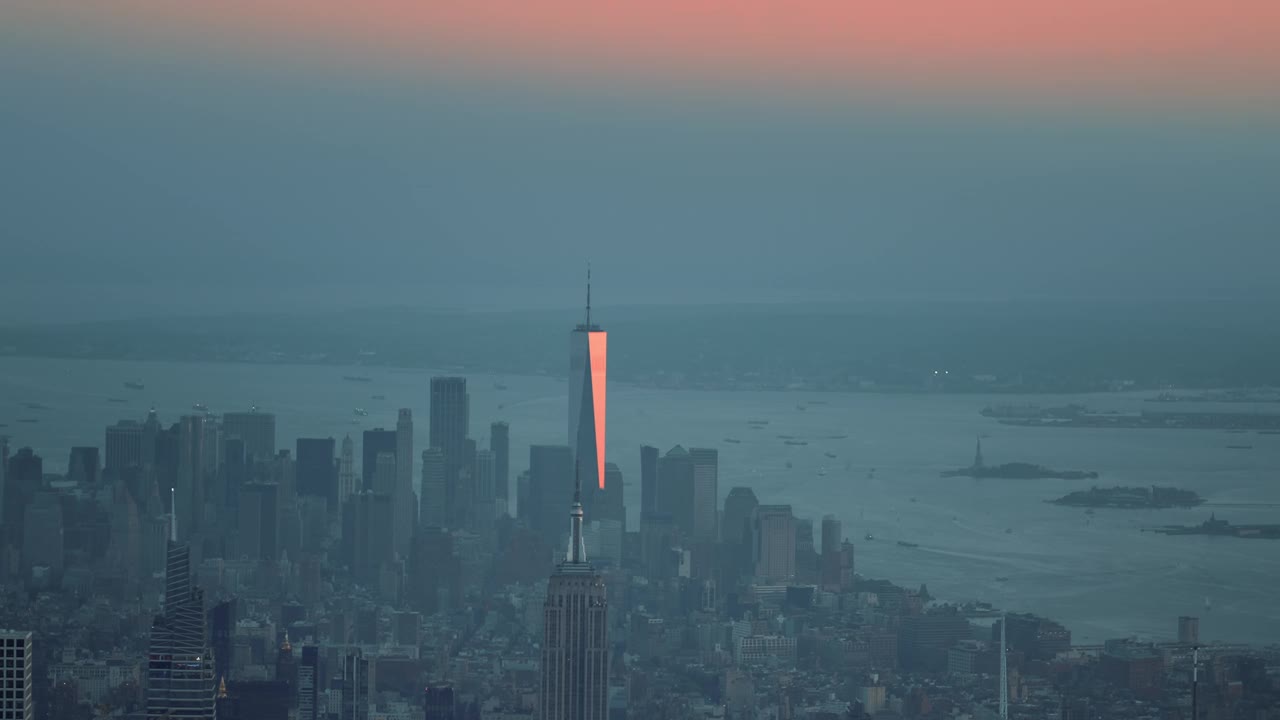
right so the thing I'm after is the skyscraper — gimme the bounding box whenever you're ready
[753,505,796,583]
[105,420,144,474]
[338,435,356,507]
[146,508,216,719]
[490,421,510,507]
[175,414,205,542]
[341,651,370,720]
[473,449,496,537]
[656,446,694,538]
[430,377,470,515]
[529,445,574,548]
[361,429,397,492]
[222,410,276,463]
[0,630,33,720]
[569,272,607,513]
[424,686,455,720]
[297,645,320,720]
[541,467,609,720]
[689,448,719,542]
[394,409,416,555]
[639,445,658,520]
[295,437,337,506]
[419,448,446,530]
[66,446,99,485]
[820,514,843,591]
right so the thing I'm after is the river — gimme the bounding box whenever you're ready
[2,356,1277,644]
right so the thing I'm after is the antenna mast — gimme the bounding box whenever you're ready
[585,263,592,329]
[170,487,178,542]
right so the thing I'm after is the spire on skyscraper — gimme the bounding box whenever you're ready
[567,462,587,565]
[170,487,177,542]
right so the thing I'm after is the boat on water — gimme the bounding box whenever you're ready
[1226,445,1254,450]
[777,434,796,439]
[909,497,917,503]
[1005,528,1013,534]
[817,469,827,477]
[124,381,145,390]
[343,375,373,383]
[824,452,837,459]
[865,533,874,541]
[22,402,49,410]
[784,440,808,446]
[897,540,919,548]
[371,394,386,400]
[724,438,742,444]
[353,408,369,417]
[995,576,1010,582]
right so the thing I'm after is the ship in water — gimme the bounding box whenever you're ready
[896,540,919,548]
[784,440,808,446]
[353,408,369,417]
[724,438,742,444]
[342,375,373,383]
[124,381,144,390]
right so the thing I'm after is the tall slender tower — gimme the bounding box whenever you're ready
[541,465,609,720]
[999,613,1008,720]
[394,409,416,555]
[338,435,356,507]
[146,494,216,719]
[569,268,608,514]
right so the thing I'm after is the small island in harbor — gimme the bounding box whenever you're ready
[1146,514,1280,540]
[941,438,1099,480]
[1049,485,1203,509]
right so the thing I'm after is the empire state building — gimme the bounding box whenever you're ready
[541,466,609,720]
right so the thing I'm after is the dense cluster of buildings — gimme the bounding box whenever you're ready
[0,289,1278,719]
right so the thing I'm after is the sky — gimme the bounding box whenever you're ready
[3,1,1279,322]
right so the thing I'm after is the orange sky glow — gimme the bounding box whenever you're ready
[13,0,1280,106]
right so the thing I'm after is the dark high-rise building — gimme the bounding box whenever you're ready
[429,377,470,508]
[222,410,277,463]
[541,468,609,720]
[490,421,510,507]
[424,686,455,720]
[222,438,248,514]
[473,449,497,536]
[361,428,397,493]
[344,491,394,588]
[596,462,624,528]
[146,524,216,719]
[21,492,63,575]
[569,274,607,514]
[689,448,718,542]
[2,447,42,551]
[105,420,144,474]
[237,483,278,563]
[656,446,695,538]
[752,505,796,583]
[1178,616,1199,645]
[419,448,447,530]
[209,599,236,683]
[394,409,416,556]
[820,514,844,591]
[0,630,33,720]
[297,646,320,720]
[175,414,206,542]
[529,445,574,548]
[340,651,370,720]
[296,437,337,506]
[639,445,659,520]
[66,446,99,485]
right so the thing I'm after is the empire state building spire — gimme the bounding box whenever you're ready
[567,462,587,565]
